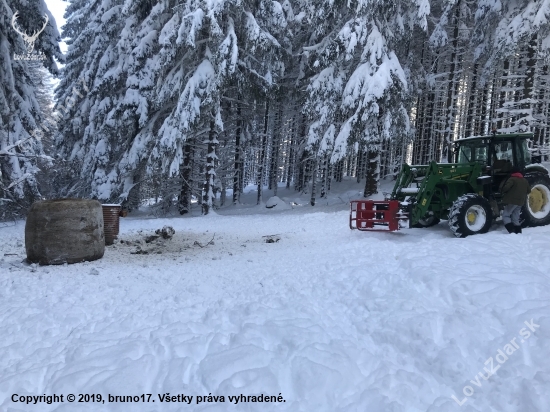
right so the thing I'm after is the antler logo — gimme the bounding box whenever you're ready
[11,11,49,55]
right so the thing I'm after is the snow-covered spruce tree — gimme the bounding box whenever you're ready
[304,0,428,199]
[55,0,138,201]
[471,1,550,136]
[149,0,287,214]
[0,0,62,219]
[257,2,314,196]
[409,0,550,165]
[473,0,550,64]
[57,0,288,214]
[30,65,59,199]
[417,0,477,162]
[490,41,538,134]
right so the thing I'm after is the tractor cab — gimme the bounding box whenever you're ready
[452,133,531,170]
[451,133,533,194]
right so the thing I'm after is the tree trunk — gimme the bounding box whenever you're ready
[497,60,510,131]
[220,180,226,207]
[425,88,436,163]
[521,35,537,132]
[319,152,332,198]
[413,94,426,164]
[257,100,269,205]
[310,156,319,206]
[326,161,333,191]
[356,146,363,183]
[202,118,218,215]
[298,149,311,193]
[364,146,379,197]
[534,64,549,153]
[293,118,307,191]
[336,159,344,183]
[476,77,489,136]
[346,149,353,177]
[443,0,462,158]
[270,105,283,196]
[232,100,242,205]
[286,133,295,189]
[465,64,478,137]
[283,115,296,187]
[179,139,194,214]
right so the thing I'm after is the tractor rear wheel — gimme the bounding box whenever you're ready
[522,174,550,227]
[448,194,493,238]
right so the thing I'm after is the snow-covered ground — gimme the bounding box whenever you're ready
[1,182,549,412]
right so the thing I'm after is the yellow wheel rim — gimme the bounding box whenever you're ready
[529,187,548,214]
[467,212,476,224]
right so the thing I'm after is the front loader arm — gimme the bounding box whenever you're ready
[409,161,440,226]
[391,164,413,200]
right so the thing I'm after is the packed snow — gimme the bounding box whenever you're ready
[1,184,550,412]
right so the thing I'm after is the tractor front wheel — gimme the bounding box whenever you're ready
[413,213,441,228]
[448,194,493,238]
[522,174,550,227]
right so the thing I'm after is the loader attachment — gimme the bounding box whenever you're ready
[350,200,408,231]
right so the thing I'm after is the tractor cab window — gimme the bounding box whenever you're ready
[491,141,514,173]
[457,145,472,163]
[517,139,531,167]
[474,146,488,164]
[457,142,488,164]
[493,141,514,161]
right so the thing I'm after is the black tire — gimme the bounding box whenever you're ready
[448,194,493,238]
[522,174,550,227]
[413,214,441,228]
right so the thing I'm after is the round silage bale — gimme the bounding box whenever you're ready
[25,199,105,265]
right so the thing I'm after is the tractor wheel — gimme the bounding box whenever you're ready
[522,174,550,227]
[413,213,441,228]
[448,194,493,238]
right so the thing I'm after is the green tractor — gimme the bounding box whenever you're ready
[350,133,550,237]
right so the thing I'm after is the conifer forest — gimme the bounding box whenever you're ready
[2,0,550,218]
